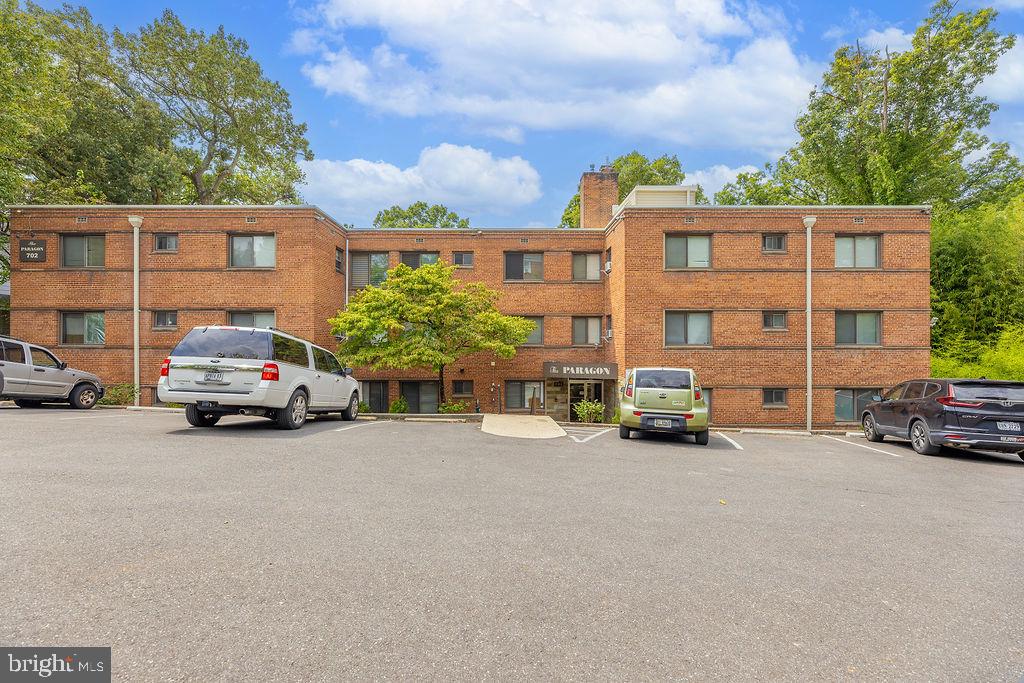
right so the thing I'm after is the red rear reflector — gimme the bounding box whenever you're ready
[633,411,643,416]
[261,363,280,381]
[683,414,694,419]
[945,434,965,439]
[159,357,170,377]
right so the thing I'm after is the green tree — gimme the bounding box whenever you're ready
[373,202,470,230]
[716,1,1020,206]
[330,262,535,403]
[113,10,312,204]
[560,152,704,228]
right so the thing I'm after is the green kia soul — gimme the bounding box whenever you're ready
[618,367,710,444]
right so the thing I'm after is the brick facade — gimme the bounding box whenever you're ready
[7,180,931,426]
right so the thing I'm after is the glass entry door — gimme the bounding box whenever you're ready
[568,381,603,421]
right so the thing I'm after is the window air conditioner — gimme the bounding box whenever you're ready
[604,260,612,273]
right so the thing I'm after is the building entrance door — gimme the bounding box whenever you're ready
[568,381,603,421]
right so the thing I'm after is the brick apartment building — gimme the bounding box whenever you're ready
[7,166,932,427]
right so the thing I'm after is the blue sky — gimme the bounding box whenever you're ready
[42,0,1024,226]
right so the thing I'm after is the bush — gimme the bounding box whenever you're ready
[98,383,139,406]
[438,399,468,413]
[610,407,620,424]
[573,399,605,423]
[388,396,409,413]
[932,323,1024,381]
[358,400,372,413]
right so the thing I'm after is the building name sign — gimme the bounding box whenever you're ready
[18,239,47,262]
[543,362,618,379]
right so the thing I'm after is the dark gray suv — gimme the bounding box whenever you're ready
[0,335,105,409]
[862,379,1024,459]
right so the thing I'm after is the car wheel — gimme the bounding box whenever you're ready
[862,413,884,442]
[185,404,221,428]
[1017,450,1024,462]
[69,384,98,410]
[694,429,710,445]
[276,390,309,430]
[618,425,631,439]
[910,420,941,455]
[14,399,42,408]
[341,392,359,421]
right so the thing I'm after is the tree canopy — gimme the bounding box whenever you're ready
[373,202,470,230]
[329,262,534,402]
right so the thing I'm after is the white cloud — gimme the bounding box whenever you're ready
[300,143,542,222]
[687,163,759,200]
[981,38,1024,104]
[293,0,816,153]
[860,27,914,53]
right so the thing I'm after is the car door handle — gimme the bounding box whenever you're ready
[33,368,46,373]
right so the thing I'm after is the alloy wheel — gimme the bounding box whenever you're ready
[292,394,307,424]
[912,423,927,450]
[863,415,875,439]
[79,389,96,407]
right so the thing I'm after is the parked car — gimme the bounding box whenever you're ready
[157,325,359,429]
[0,334,104,409]
[618,367,710,444]
[862,379,1024,459]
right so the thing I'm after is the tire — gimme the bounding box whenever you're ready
[276,389,309,430]
[862,413,884,442]
[340,392,359,421]
[14,399,41,408]
[1017,450,1024,462]
[618,424,631,439]
[185,403,221,428]
[69,384,99,410]
[694,429,710,445]
[909,420,941,455]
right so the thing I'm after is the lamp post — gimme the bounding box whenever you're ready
[128,215,143,407]
[802,215,817,432]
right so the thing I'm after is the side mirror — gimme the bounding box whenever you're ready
[343,367,353,376]
[872,394,883,402]
[59,361,68,370]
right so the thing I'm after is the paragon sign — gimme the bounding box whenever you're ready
[18,239,46,262]
[543,362,618,379]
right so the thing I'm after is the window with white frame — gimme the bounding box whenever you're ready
[835,235,880,268]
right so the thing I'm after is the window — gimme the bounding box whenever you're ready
[763,388,788,407]
[763,311,787,330]
[30,347,60,368]
[229,235,275,268]
[153,311,178,330]
[504,252,544,281]
[271,334,309,367]
[171,328,272,359]
[506,381,543,410]
[360,381,389,413]
[835,235,879,268]
[400,252,439,268]
[154,233,178,252]
[61,235,105,268]
[229,311,276,328]
[883,383,907,401]
[400,381,439,413]
[572,316,601,345]
[335,248,344,273]
[835,388,881,421]
[453,251,474,268]
[902,381,927,400]
[665,311,711,346]
[836,311,881,345]
[523,317,544,345]
[350,252,389,288]
[312,347,338,373]
[61,312,105,345]
[665,234,710,269]
[0,340,25,364]
[762,233,786,252]
[452,380,474,396]
[572,253,602,281]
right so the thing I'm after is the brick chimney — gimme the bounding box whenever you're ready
[578,164,619,229]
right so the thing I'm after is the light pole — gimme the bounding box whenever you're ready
[128,215,143,407]
[803,215,817,432]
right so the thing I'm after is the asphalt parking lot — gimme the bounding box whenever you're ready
[2,406,1023,681]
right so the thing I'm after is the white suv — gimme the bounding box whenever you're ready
[157,326,359,429]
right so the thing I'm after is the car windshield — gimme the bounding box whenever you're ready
[636,370,692,390]
[171,328,272,359]
[954,383,1024,401]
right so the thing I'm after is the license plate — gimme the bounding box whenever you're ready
[996,421,1020,432]
[999,436,1024,443]
[653,418,672,428]
[203,371,223,382]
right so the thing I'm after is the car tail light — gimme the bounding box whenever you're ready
[682,413,694,419]
[159,357,170,377]
[937,384,982,408]
[261,362,280,381]
[633,411,643,416]
[694,388,702,401]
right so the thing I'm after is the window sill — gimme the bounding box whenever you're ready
[452,394,474,398]
[152,327,178,332]
[835,344,883,349]
[226,266,276,271]
[59,266,105,271]
[503,279,546,284]
[762,404,789,410]
[58,344,105,348]
[570,279,603,283]
[761,250,788,255]
[762,328,789,332]
[663,268,712,272]
[664,345,712,349]
[834,267,881,271]
[152,250,178,255]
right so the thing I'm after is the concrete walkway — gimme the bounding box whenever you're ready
[481,414,567,439]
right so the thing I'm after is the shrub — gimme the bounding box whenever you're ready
[98,383,139,406]
[358,400,372,414]
[931,323,1024,381]
[388,396,409,413]
[573,399,605,423]
[438,399,468,413]
[610,407,621,424]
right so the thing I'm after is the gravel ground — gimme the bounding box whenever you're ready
[2,406,1023,681]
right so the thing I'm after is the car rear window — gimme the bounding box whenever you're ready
[170,328,272,359]
[635,369,692,389]
[954,383,1024,401]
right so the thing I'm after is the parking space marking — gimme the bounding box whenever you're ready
[566,427,614,443]
[714,432,744,450]
[332,421,384,433]
[821,434,902,457]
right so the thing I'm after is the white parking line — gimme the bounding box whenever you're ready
[567,427,614,443]
[332,421,384,433]
[714,432,744,450]
[820,434,902,457]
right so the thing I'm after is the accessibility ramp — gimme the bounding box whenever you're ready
[481,414,567,439]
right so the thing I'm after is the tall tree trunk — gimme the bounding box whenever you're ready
[438,364,446,404]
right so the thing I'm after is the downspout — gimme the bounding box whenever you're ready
[344,236,349,308]
[803,215,817,432]
[128,215,143,407]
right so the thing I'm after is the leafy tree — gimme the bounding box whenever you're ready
[932,324,1024,381]
[330,262,535,403]
[716,1,1020,206]
[113,10,312,204]
[373,202,470,230]
[560,151,704,228]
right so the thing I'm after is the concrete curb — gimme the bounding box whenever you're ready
[361,413,484,422]
[739,428,813,437]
